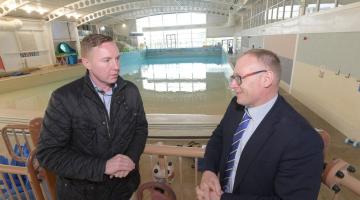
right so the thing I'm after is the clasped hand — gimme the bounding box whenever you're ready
[105,154,135,178]
[196,170,223,200]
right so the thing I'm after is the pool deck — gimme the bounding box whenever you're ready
[0,65,85,94]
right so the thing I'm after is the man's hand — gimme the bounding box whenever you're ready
[110,170,130,179]
[200,170,222,195]
[105,154,135,175]
[196,183,210,200]
[196,182,222,200]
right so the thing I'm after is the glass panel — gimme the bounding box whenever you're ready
[191,13,206,24]
[305,0,317,14]
[177,29,192,48]
[177,13,191,25]
[260,12,265,25]
[319,0,335,11]
[136,17,149,32]
[150,31,164,49]
[272,7,278,21]
[278,4,284,20]
[143,32,151,48]
[149,15,163,27]
[191,29,206,47]
[162,14,177,26]
[292,0,301,17]
[284,0,292,19]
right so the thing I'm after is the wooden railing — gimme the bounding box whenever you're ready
[0,118,55,200]
[0,151,45,200]
[1,124,33,162]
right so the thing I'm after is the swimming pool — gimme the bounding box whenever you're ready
[121,48,233,114]
[0,48,233,116]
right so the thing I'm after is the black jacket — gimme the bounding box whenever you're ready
[37,73,148,199]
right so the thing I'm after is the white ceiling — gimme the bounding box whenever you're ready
[0,0,244,26]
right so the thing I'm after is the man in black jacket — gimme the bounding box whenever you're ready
[37,34,148,199]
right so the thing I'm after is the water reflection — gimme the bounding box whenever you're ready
[122,62,233,114]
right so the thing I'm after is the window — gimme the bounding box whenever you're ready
[149,15,163,27]
[191,13,206,24]
[136,13,207,49]
[163,14,177,26]
[177,13,192,25]
[320,0,336,11]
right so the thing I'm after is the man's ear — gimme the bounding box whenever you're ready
[263,70,274,88]
[82,57,91,70]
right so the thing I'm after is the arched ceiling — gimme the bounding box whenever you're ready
[0,0,244,26]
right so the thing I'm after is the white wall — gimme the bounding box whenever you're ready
[0,18,54,72]
[293,32,360,140]
[264,34,297,91]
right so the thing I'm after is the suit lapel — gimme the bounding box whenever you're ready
[224,109,244,158]
[219,102,244,185]
[232,97,283,190]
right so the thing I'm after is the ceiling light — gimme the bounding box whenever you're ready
[122,23,126,28]
[19,4,48,15]
[37,7,48,15]
[5,1,17,10]
[20,5,34,14]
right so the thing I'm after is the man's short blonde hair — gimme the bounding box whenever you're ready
[81,34,113,58]
[243,49,281,82]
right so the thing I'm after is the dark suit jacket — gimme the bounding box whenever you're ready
[203,95,324,200]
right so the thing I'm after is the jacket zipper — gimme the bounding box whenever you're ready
[84,78,127,139]
[104,112,111,138]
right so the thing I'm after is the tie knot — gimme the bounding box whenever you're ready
[243,110,251,121]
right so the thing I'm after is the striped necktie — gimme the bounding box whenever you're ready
[223,110,251,191]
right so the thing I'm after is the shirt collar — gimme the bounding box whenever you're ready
[89,76,117,96]
[246,94,278,122]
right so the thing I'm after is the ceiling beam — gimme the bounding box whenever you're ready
[77,0,231,26]
[97,6,230,26]
[0,0,29,17]
[45,0,133,21]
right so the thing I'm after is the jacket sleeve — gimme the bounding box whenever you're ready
[125,87,148,164]
[36,91,107,182]
[220,128,324,200]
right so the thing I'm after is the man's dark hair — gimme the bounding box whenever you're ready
[81,34,113,57]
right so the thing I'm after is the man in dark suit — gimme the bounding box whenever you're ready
[196,49,324,200]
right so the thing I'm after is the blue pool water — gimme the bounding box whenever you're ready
[120,48,233,114]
